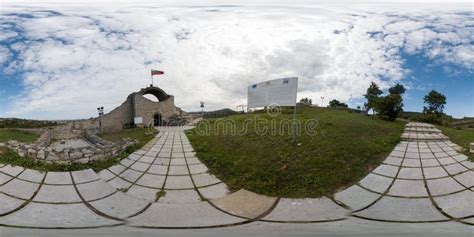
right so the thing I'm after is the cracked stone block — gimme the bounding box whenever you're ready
[263,197,348,222]
[354,196,447,222]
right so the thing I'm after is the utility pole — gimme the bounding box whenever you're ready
[200,101,205,118]
[97,106,104,134]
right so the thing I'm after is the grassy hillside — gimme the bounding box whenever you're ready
[437,126,474,161]
[187,106,406,198]
[0,129,39,143]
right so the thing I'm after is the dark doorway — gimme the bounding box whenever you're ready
[153,114,162,126]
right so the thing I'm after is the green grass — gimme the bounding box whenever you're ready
[437,126,474,161]
[0,129,39,143]
[0,128,156,172]
[186,106,406,198]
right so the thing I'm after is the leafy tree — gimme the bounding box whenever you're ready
[364,82,383,114]
[376,84,406,121]
[388,83,406,95]
[423,90,446,115]
[329,99,348,108]
[299,97,312,105]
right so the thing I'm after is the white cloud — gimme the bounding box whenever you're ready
[0,3,472,119]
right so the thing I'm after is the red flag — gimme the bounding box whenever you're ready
[151,70,164,76]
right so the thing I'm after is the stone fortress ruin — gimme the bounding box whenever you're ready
[3,86,191,164]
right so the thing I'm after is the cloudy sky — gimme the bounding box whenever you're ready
[0,1,473,119]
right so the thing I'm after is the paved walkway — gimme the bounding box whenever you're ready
[0,122,472,233]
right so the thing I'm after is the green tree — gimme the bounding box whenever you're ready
[329,99,348,108]
[364,82,383,114]
[423,90,447,115]
[299,97,312,105]
[376,84,405,121]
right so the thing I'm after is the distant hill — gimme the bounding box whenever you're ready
[0,118,59,129]
[188,108,241,119]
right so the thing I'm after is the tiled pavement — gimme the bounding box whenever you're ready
[0,122,472,231]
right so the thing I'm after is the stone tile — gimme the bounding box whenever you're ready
[452,154,468,162]
[199,183,230,200]
[130,162,150,172]
[17,169,45,183]
[119,169,142,183]
[334,185,381,211]
[438,157,457,166]
[453,171,474,188]
[0,193,24,215]
[128,202,244,228]
[71,169,98,184]
[461,161,474,169]
[189,164,208,174]
[423,166,449,179]
[77,180,117,201]
[119,158,134,167]
[434,152,449,158]
[139,155,156,164]
[211,189,277,219]
[98,169,116,181]
[0,178,39,199]
[34,184,81,203]
[358,173,393,193]
[405,152,420,159]
[127,185,160,201]
[107,177,132,190]
[155,158,170,165]
[90,192,150,219]
[0,202,119,228]
[158,152,171,158]
[383,156,403,166]
[427,177,466,196]
[402,159,421,167]
[372,164,398,177]
[193,173,222,187]
[263,197,348,222]
[388,179,428,197]
[186,157,202,165]
[0,172,11,185]
[136,173,165,189]
[164,176,194,189]
[444,163,468,175]
[168,165,189,175]
[128,153,142,160]
[158,189,201,203]
[170,159,187,165]
[171,153,185,158]
[0,165,24,176]
[389,150,404,157]
[419,153,435,159]
[108,164,127,175]
[354,196,447,222]
[44,172,73,185]
[434,190,474,218]
[397,167,423,179]
[148,164,168,175]
[421,159,440,167]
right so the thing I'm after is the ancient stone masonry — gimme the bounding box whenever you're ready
[4,128,137,164]
[73,86,192,132]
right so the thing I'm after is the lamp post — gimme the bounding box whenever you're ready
[97,106,104,134]
[200,101,205,118]
[320,96,325,107]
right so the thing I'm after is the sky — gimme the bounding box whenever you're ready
[0,1,473,119]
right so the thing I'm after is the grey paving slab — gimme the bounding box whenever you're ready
[453,171,474,187]
[0,172,10,185]
[402,158,422,167]
[263,197,348,222]
[71,169,99,184]
[97,169,115,181]
[107,177,132,190]
[130,162,150,172]
[120,158,134,167]
[397,167,423,179]
[427,177,466,196]
[0,178,39,199]
[119,169,142,183]
[186,157,203,165]
[388,179,428,197]
[422,158,440,167]
[383,156,403,166]
[211,189,277,219]
[434,190,474,218]
[423,166,449,179]
[438,157,457,166]
[164,175,194,189]
[139,155,155,164]
[354,196,448,222]
[371,164,398,177]
[189,163,208,174]
[108,165,127,175]
[129,202,245,227]
[17,169,45,183]
[452,154,468,162]
[192,173,222,187]
[135,173,165,188]
[0,165,24,176]
[170,159,187,165]
[44,172,73,185]
[334,185,381,211]
[168,165,189,175]
[199,183,230,200]
[157,189,201,203]
[89,192,150,219]
[126,185,159,201]
[0,202,120,228]
[148,164,168,175]
[33,184,81,203]
[0,193,25,214]
[77,180,117,201]
[358,173,393,193]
